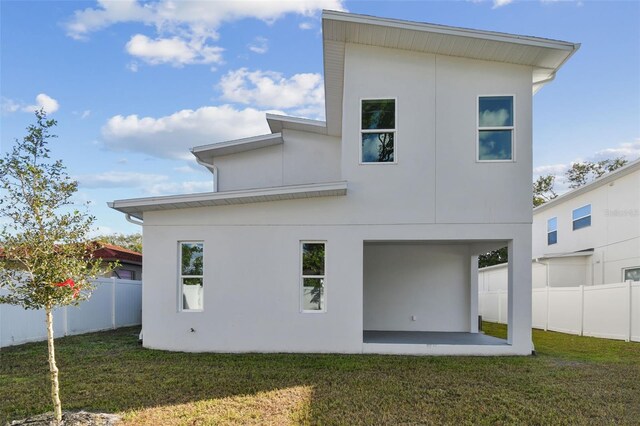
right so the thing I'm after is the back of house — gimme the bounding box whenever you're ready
[110,11,578,355]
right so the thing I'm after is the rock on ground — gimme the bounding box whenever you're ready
[9,411,121,426]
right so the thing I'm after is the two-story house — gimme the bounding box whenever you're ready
[109,11,578,355]
[532,159,640,287]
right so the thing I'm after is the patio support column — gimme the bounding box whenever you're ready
[470,254,479,333]
[507,234,533,353]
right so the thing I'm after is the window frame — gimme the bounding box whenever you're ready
[300,240,327,313]
[359,97,398,165]
[623,267,640,282]
[572,204,592,231]
[178,241,204,313]
[547,216,558,246]
[476,94,516,163]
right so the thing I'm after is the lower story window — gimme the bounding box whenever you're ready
[301,241,326,312]
[624,267,640,282]
[180,242,204,311]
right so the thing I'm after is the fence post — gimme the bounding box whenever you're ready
[627,280,633,342]
[579,285,584,336]
[63,306,68,337]
[111,277,116,330]
[545,285,549,331]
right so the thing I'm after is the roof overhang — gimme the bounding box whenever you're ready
[191,133,283,162]
[322,10,580,136]
[266,113,328,135]
[108,181,348,220]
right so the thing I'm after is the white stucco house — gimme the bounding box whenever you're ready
[479,159,640,292]
[109,11,579,355]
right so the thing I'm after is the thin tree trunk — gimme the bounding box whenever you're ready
[45,304,62,425]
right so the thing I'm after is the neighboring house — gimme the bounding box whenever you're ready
[93,243,143,281]
[0,242,142,281]
[109,11,578,355]
[479,159,640,292]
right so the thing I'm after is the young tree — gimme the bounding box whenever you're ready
[0,111,111,424]
[533,174,558,207]
[566,157,627,189]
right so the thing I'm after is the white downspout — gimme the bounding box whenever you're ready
[125,214,143,226]
[195,158,218,192]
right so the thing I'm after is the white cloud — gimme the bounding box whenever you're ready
[126,34,223,66]
[299,22,314,30]
[101,104,273,159]
[219,68,324,117]
[592,139,640,162]
[77,170,213,196]
[248,36,268,54]
[493,0,513,8]
[127,61,139,72]
[3,94,60,114]
[78,171,168,188]
[65,0,345,66]
[1,97,21,113]
[534,139,640,195]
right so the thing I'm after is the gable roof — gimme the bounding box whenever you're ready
[534,158,640,214]
[92,243,142,265]
[322,10,580,136]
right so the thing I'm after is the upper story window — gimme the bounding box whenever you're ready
[301,241,326,312]
[179,242,204,311]
[361,99,396,164]
[478,96,514,161]
[572,204,591,230]
[547,217,558,245]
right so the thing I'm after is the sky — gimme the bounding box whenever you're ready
[1,0,639,236]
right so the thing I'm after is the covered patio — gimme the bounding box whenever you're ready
[362,239,528,355]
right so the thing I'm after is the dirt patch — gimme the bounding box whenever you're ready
[8,411,120,426]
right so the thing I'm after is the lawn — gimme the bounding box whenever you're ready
[1,323,639,425]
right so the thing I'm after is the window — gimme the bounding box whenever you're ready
[115,269,135,280]
[572,204,591,230]
[361,99,396,163]
[478,96,514,161]
[301,242,326,312]
[547,217,558,245]
[624,267,640,282]
[179,242,204,311]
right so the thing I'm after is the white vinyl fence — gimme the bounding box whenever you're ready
[0,278,142,348]
[480,281,640,342]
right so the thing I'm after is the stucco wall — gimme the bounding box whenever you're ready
[363,243,470,332]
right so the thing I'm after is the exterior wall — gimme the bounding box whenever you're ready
[533,169,640,285]
[363,243,470,332]
[213,131,341,192]
[141,199,532,354]
[138,43,535,355]
[341,43,533,225]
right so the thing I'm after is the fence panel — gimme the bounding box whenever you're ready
[479,281,639,342]
[547,287,582,335]
[0,278,141,348]
[532,288,547,329]
[583,283,630,340]
[66,279,114,335]
[115,279,142,327]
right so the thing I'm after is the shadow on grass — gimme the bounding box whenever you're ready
[1,326,639,424]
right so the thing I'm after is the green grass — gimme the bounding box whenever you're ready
[1,324,639,425]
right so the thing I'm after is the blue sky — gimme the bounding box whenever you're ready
[1,0,639,235]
